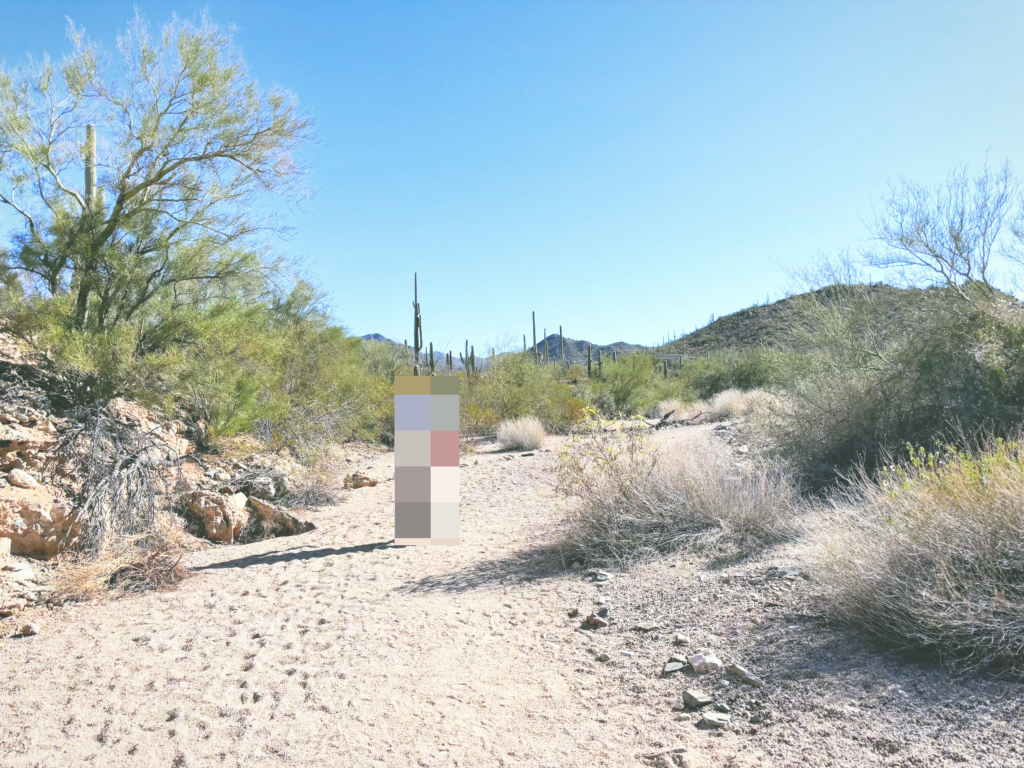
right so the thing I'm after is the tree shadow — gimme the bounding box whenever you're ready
[394,542,572,593]
[190,540,393,571]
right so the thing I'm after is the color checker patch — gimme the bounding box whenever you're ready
[393,376,460,545]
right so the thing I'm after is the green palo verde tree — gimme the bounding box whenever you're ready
[0,13,314,343]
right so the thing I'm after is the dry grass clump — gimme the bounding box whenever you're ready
[557,427,799,565]
[497,415,546,451]
[49,513,197,603]
[653,399,688,420]
[703,388,782,421]
[813,436,1024,672]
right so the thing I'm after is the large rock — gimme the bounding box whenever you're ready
[8,469,38,489]
[248,476,277,500]
[185,491,250,543]
[0,422,57,458]
[0,500,81,559]
[247,496,315,536]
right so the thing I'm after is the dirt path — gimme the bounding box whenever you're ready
[1,440,674,768]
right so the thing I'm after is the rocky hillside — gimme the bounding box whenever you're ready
[658,283,955,357]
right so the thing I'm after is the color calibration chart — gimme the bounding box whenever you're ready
[394,375,460,544]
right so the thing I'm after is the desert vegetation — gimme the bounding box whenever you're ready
[496,415,546,451]
[557,425,799,566]
[3,9,1024,689]
[812,435,1024,672]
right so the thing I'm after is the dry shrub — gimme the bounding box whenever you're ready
[703,387,780,421]
[812,436,1024,672]
[557,427,799,565]
[49,514,196,603]
[43,404,181,553]
[280,449,347,508]
[656,389,777,424]
[497,415,546,451]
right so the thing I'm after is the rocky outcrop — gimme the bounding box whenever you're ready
[184,490,250,544]
[0,499,81,559]
[107,398,192,459]
[247,496,315,536]
[1,560,53,617]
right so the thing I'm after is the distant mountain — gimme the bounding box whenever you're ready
[527,334,648,366]
[358,332,654,369]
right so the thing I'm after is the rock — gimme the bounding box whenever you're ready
[585,613,609,628]
[0,500,81,559]
[725,663,765,688]
[662,661,685,675]
[185,491,250,543]
[593,571,611,582]
[714,703,732,713]
[597,653,611,662]
[621,651,635,658]
[667,654,688,664]
[247,496,316,537]
[210,468,231,482]
[682,689,712,708]
[248,476,277,500]
[596,607,610,619]
[20,622,39,636]
[688,651,723,673]
[702,712,731,728]
[567,607,580,618]
[6,563,35,581]
[635,622,659,632]
[0,597,27,617]
[672,634,690,646]
[8,469,38,489]
[343,472,378,489]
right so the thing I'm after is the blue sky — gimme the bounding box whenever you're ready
[2,2,1024,351]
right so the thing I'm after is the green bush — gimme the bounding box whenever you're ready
[462,352,583,434]
[765,285,1024,490]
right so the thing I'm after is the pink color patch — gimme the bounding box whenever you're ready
[431,430,460,466]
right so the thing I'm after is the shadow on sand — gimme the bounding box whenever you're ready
[190,540,393,571]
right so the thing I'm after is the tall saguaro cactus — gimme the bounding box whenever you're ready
[532,312,538,362]
[460,341,476,385]
[412,273,423,375]
[429,341,435,373]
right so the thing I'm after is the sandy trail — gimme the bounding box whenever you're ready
[1,441,663,768]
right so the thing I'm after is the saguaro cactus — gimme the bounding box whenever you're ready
[459,341,476,385]
[532,311,537,362]
[429,342,435,373]
[412,273,423,375]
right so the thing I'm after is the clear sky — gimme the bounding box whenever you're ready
[2,1,1024,351]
